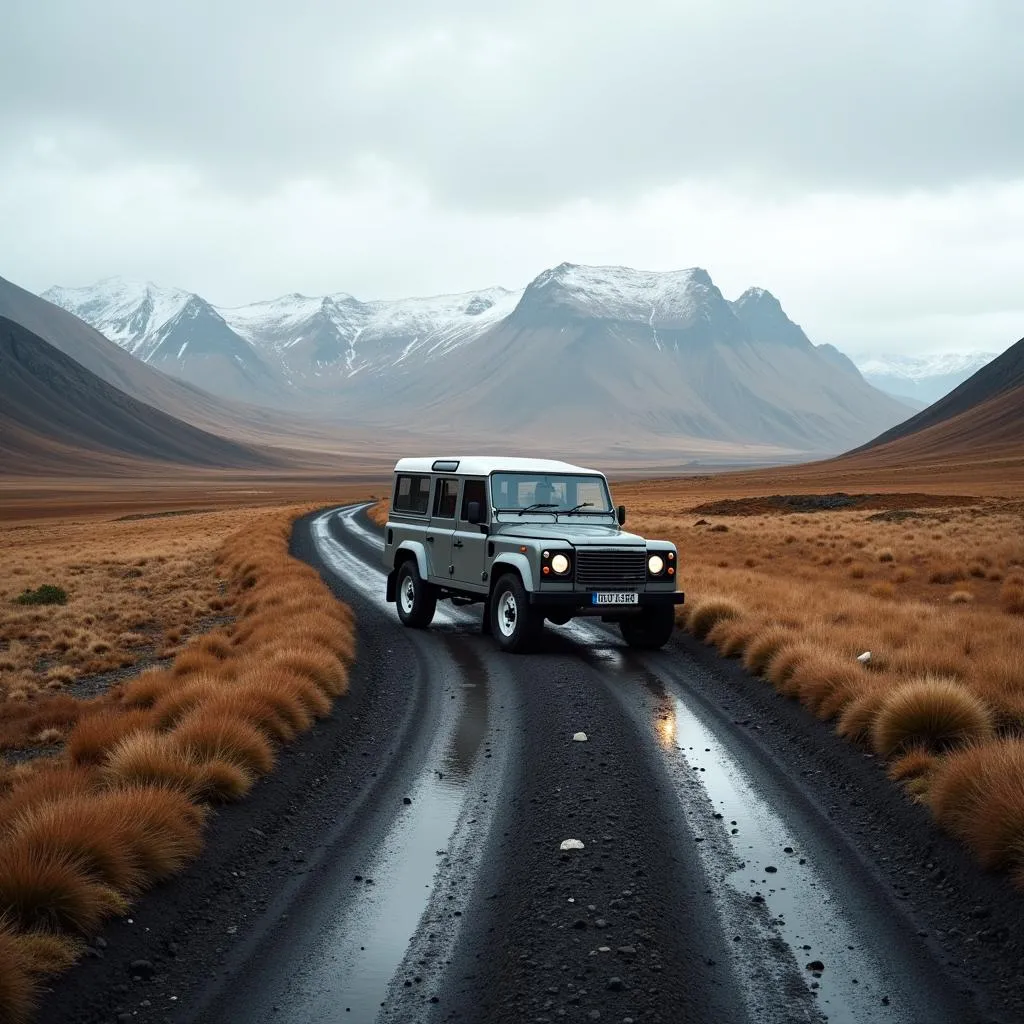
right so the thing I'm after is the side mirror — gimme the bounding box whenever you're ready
[617,505,627,526]
[466,501,484,525]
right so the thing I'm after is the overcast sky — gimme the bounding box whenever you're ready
[2,0,1022,356]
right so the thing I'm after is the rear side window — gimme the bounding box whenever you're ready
[460,479,487,521]
[433,478,459,519]
[393,474,431,514]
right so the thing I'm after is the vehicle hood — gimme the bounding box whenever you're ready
[490,523,647,546]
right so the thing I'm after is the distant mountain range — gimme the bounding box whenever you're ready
[43,264,914,458]
[855,336,1024,463]
[854,352,998,405]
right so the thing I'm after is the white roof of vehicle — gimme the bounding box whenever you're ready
[393,456,602,476]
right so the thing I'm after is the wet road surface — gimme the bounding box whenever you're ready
[40,504,1024,1024]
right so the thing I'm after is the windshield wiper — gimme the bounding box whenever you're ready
[518,503,558,516]
[559,502,595,514]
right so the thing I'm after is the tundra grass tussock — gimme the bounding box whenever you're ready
[871,678,994,757]
[0,506,356,1019]
[928,739,1024,869]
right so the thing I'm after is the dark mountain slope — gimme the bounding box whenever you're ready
[0,317,277,474]
[855,337,1024,455]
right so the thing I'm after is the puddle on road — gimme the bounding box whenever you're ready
[648,673,905,1024]
[292,649,491,1023]
[441,639,491,780]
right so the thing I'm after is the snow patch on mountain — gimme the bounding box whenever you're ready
[854,352,997,381]
[43,278,192,358]
[222,285,521,374]
[522,262,718,327]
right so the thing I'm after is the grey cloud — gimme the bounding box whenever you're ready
[3,0,1024,207]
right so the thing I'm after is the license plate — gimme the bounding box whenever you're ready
[592,592,639,605]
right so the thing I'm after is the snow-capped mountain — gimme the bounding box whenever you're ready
[515,264,719,328]
[854,352,998,406]
[220,286,520,384]
[41,264,915,456]
[412,262,911,455]
[43,279,285,404]
[43,278,192,360]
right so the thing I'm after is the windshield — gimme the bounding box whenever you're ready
[490,472,613,514]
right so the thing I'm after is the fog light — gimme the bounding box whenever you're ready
[648,554,665,575]
[551,553,570,575]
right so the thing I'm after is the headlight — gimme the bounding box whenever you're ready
[551,553,570,575]
[648,554,665,575]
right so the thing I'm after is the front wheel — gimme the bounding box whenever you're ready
[490,575,543,653]
[619,605,675,650]
[396,561,437,629]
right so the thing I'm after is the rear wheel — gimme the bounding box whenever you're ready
[491,574,543,653]
[395,560,437,629]
[619,605,675,650]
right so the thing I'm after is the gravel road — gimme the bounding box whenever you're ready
[41,504,1024,1024]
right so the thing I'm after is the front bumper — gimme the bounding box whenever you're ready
[529,591,684,610]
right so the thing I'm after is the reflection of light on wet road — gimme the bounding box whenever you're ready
[656,706,676,749]
[667,694,906,1024]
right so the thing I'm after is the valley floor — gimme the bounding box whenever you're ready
[3,466,1024,1023]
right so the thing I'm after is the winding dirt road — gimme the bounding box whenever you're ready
[44,505,1024,1024]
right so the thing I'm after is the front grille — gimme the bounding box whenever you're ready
[575,549,647,589]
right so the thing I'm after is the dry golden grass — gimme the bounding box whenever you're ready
[0,510,251,701]
[6,799,147,895]
[171,712,276,778]
[871,678,994,757]
[0,501,357,1018]
[120,668,177,709]
[686,596,743,640]
[887,746,938,783]
[66,709,155,767]
[151,676,223,729]
[0,924,81,1024]
[764,643,813,694]
[0,844,128,934]
[0,766,96,827]
[789,653,867,719]
[367,498,390,527]
[742,625,795,676]
[928,739,1024,870]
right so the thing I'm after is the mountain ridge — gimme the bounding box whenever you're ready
[39,264,914,457]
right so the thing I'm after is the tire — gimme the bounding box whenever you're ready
[490,574,543,653]
[619,604,676,650]
[395,560,437,629]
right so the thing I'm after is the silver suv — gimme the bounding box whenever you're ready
[383,457,684,653]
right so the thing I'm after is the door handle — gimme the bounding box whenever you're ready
[453,540,464,549]
[426,536,434,543]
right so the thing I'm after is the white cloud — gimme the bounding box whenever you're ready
[1,0,1022,356]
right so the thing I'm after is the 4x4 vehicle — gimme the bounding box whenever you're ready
[383,457,684,653]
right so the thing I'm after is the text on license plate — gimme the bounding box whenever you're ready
[592,592,639,605]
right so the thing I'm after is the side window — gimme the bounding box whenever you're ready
[433,478,459,519]
[460,479,487,521]
[393,474,431,515]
